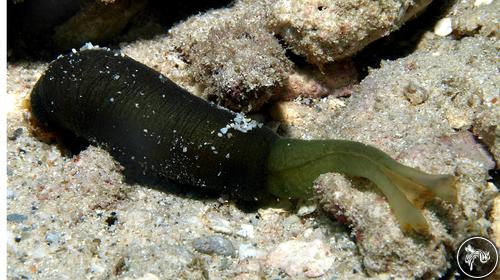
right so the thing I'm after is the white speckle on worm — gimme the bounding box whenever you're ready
[109,97,115,102]
[219,113,262,135]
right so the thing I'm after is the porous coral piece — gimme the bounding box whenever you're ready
[266,0,432,65]
[168,5,291,112]
[315,173,451,278]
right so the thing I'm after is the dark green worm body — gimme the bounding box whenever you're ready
[31,49,457,234]
[31,49,279,200]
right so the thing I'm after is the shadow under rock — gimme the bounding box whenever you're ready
[353,0,457,79]
[8,0,234,62]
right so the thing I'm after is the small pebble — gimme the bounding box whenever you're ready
[297,202,317,216]
[124,273,161,280]
[236,224,254,239]
[403,81,429,105]
[282,214,301,227]
[192,235,235,257]
[474,0,493,6]
[238,243,264,260]
[45,232,61,245]
[8,127,23,141]
[434,18,452,37]
[7,188,15,199]
[266,239,334,278]
[7,213,27,223]
[249,216,259,226]
[207,217,233,234]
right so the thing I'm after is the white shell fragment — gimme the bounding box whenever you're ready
[474,0,493,6]
[434,18,453,37]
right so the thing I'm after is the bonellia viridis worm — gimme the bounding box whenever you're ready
[30,49,457,234]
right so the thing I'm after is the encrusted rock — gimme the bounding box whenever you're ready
[315,174,451,278]
[266,0,432,65]
[168,5,291,112]
[492,196,500,247]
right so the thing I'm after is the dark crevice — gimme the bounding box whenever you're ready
[353,0,457,79]
[8,0,234,62]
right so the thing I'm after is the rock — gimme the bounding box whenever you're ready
[270,101,313,127]
[449,0,499,38]
[238,243,265,260]
[206,216,233,234]
[297,201,317,217]
[266,239,334,278]
[53,0,147,50]
[446,106,472,129]
[434,18,453,37]
[236,224,254,239]
[8,127,23,141]
[122,272,160,280]
[475,0,494,6]
[278,61,358,101]
[266,0,432,65]
[45,232,62,245]
[282,214,301,228]
[7,213,27,223]
[403,80,429,105]
[168,4,291,112]
[492,196,500,247]
[7,189,15,199]
[6,167,13,177]
[439,131,495,170]
[315,174,452,278]
[192,235,236,257]
[233,259,262,280]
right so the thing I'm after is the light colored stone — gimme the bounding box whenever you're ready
[266,239,334,278]
[270,101,311,127]
[434,18,453,36]
[297,201,317,216]
[236,224,255,239]
[474,0,493,6]
[238,243,266,260]
[122,273,160,280]
[492,196,500,247]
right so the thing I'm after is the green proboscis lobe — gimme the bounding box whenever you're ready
[267,138,457,234]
